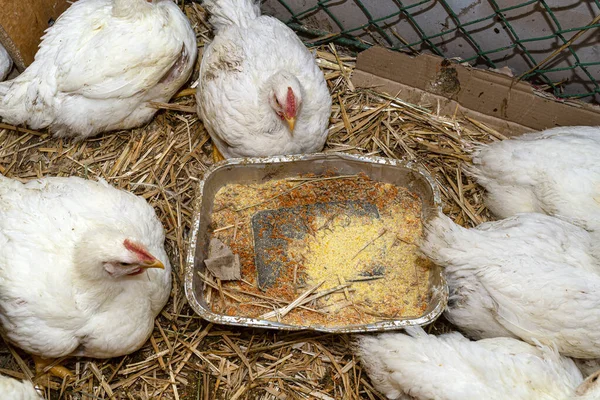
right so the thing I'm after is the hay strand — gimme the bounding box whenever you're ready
[0,4,500,398]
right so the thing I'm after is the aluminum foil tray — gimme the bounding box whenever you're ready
[184,152,448,333]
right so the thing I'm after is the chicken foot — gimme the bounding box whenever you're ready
[213,145,225,163]
[32,355,73,380]
[173,87,197,99]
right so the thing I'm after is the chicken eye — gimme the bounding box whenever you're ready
[119,262,132,267]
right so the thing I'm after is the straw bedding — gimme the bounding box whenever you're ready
[0,3,503,399]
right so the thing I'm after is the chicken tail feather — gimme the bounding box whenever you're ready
[0,75,54,130]
[202,0,261,32]
[0,79,29,126]
[0,81,9,98]
[419,212,473,267]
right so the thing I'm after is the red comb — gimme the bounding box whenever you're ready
[285,87,296,118]
[124,239,154,262]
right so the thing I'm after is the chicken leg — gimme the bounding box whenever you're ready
[213,145,225,163]
[173,87,197,99]
[32,355,73,380]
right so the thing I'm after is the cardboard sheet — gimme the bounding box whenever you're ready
[0,0,71,70]
[352,47,600,136]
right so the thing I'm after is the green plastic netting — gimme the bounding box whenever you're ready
[274,0,600,102]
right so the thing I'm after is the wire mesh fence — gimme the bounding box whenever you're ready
[267,0,600,103]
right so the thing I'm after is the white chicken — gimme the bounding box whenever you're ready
[420,212,600,359]
[196,0,332,160]
[356,327,600,400]
[0,374,42,400]
[0,42,12,81]
[469,126,600,231]
[0,0,197,139]
[0,174,171,377]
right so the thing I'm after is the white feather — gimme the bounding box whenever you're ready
[0,0,197,138]
[0,42,12,81]
[356,330,600,400]
[420,212,600,358]
[0,374,42,400]
[197,0,332,158]
[0,174,171,359]
[468,126,600,231]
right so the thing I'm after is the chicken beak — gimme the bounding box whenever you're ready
[284,116,296,133]
[141,259,165,270]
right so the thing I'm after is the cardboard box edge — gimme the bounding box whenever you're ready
[352,46,600,136]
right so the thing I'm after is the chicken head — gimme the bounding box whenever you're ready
[267,71,303,134]
[103,239,165,277]
[75,229,166,279]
